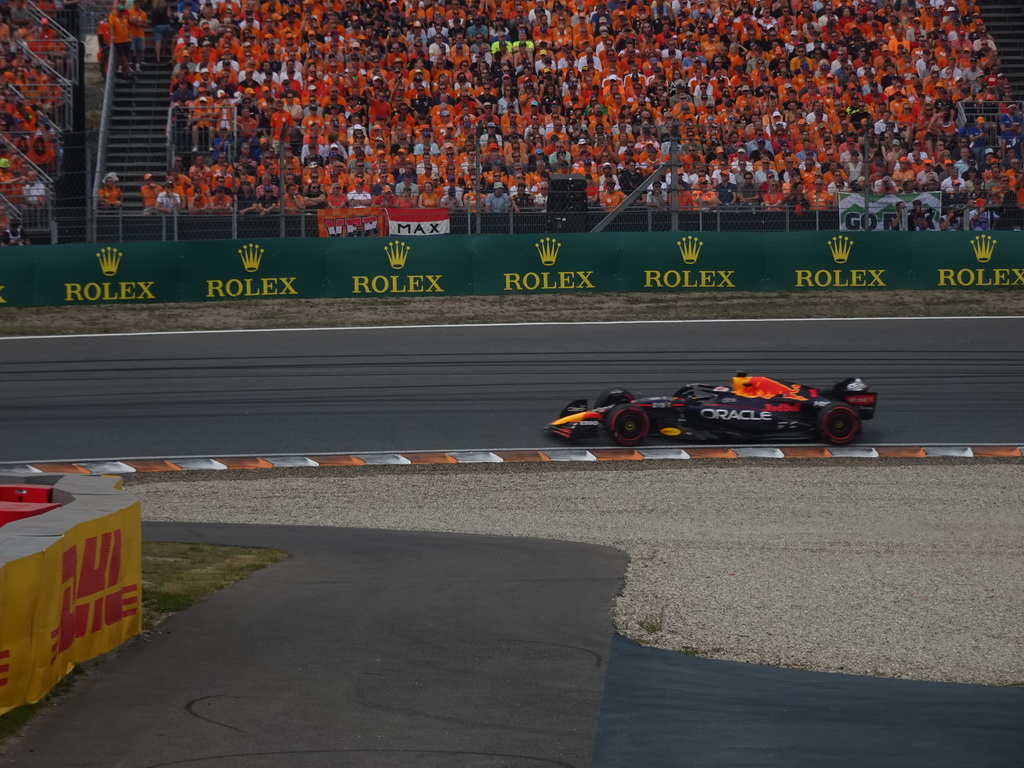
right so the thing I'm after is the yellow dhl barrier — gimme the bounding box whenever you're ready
[0,479,141,715]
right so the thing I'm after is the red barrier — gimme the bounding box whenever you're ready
[0,501,61,526]
[0,485,54,503]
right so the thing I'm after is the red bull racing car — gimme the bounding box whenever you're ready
[546,373,876,446]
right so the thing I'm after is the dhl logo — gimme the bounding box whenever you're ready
[49,530,138,663]
[0,648,9,688]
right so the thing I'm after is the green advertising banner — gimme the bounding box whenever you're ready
[0,231,1022,308]
[471,234,620,295]
[617,232,766,292]
[177,239,323,303]
[323,234,473,297]
[764,232,913,291]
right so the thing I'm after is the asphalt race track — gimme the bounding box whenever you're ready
[2,317,1024,462]
[3,318,1024,766]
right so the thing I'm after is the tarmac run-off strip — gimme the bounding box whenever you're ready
[1,445,1021,474]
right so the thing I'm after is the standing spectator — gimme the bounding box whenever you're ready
[140,173,161,213]
[127,1,148,71]
[150,0,170,63]
[97,173,123,208]
[108,5,133,81]
[967,197,998,230]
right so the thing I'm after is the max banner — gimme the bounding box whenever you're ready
[386,208,450,236]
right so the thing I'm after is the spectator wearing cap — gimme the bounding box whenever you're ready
[963,116,989,163]
[347,177,373,208]
[140,173,161,213]
[484,181,513,212]
[97,173,122,208]
[967,196,998,230]
[108,5,133,80]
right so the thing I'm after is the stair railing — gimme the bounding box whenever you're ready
[89,38,118,241]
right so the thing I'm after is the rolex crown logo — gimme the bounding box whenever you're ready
[827,235,854,264]
[535,236,561,267]
[677,236,703,265]
[970,234,996,263]
[239,243,264,273]
[384,240,411,270]
[96,246,123,277]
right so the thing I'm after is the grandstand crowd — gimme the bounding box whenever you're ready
[97,0,1024,230]
[0,0,65,241]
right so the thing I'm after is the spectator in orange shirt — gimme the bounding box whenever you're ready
[97,173,123,208]
[140,173,161,213]
[108,6,132,81]
[599,184,625,210]
[417,180,440,208]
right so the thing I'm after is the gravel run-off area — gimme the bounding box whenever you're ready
[130,460,1024,687]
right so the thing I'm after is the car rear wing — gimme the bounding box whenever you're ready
[832,378,877,420]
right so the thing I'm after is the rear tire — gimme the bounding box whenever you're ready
[595,387,634,409]
[607,404,650,447]
[816,403,860,445]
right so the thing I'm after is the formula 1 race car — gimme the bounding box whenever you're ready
[545,373,877,446]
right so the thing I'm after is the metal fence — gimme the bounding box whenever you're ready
[85,204,848,242]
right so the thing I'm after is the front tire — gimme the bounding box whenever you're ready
[607,404,650,447]
[816,403,860,445]
[595,387,634,409]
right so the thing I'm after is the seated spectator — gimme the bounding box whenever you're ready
[484,182,512,212]
[303,182,326,209]
[97,173,122,208]
[417,180,439,208]
[283,183,304,213]
[209,184,233,213]
[21,170,46,209]
[347,178,373,207]
[155,182,181,214]
[237,182,259,214]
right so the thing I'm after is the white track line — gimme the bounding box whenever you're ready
[1,316,1022,342]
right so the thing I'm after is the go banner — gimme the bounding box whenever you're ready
[0,493,142,715]
[839,192,942,231]
[0,231,1023,306]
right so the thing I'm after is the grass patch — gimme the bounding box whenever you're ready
[637,607,666,634]
[0,290,1021,337]
[141,542,288,627]
[0,542,286,745]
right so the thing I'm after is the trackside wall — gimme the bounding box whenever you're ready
[0,232,1020,307]
[0,475,142,715]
